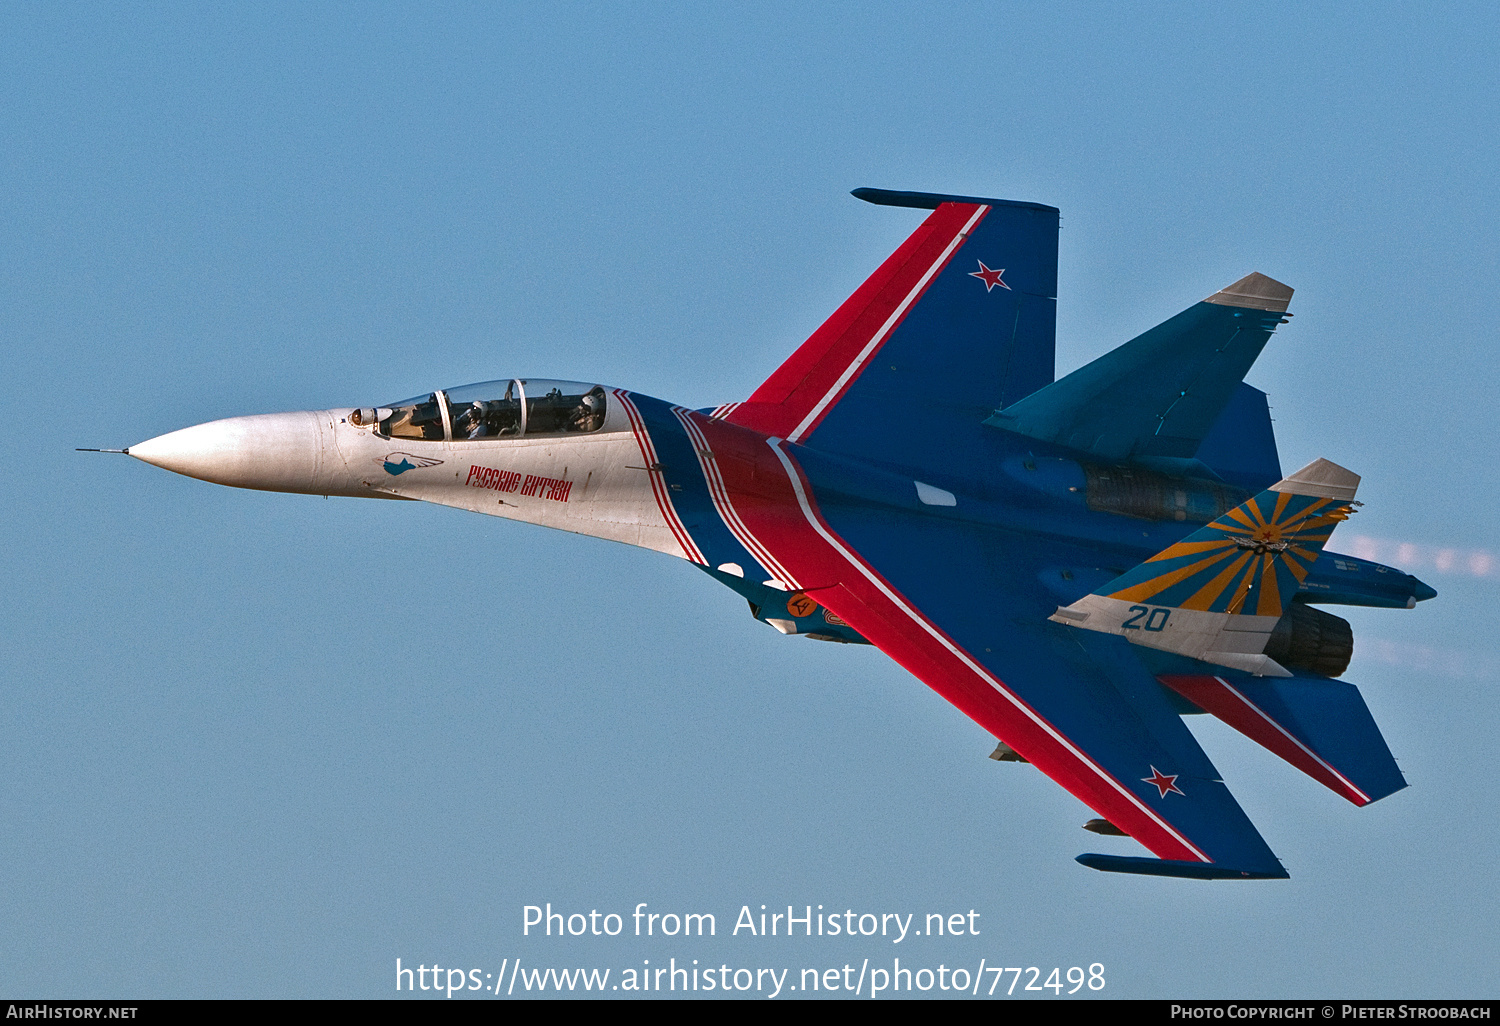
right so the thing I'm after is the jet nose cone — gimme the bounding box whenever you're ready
[1411,577,1438,603]
[130,411,328,493]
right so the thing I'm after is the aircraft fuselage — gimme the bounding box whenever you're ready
[125,383,1431,619]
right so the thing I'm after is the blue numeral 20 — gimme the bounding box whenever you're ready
[1122,605,1170,632]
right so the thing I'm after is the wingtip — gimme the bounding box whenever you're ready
[1203,272,1294,314]
[1076,853,1290,880]
[850,187,1059,214]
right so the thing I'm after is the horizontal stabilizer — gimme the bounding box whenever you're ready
[1077,853,1289,880]
[1158,674,1407,805]
[987,272,1293,462]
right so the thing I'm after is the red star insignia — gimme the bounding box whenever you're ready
[969,261,1010,292]
[1142,766,1184,798]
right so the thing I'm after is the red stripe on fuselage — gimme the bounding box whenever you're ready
[673,407,800,587]
[614,390,705,565]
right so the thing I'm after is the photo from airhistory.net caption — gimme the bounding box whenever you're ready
[370,902,1488,1003]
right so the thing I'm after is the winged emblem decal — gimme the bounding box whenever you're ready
[376,452,444,476]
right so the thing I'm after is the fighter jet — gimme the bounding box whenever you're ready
[106,188,1436,879]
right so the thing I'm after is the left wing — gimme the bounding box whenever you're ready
[698,421,1289,878]
[724,189,1058,479]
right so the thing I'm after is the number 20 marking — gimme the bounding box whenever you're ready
[1122,605,1170,632]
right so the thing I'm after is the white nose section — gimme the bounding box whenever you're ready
[130,411,332,493]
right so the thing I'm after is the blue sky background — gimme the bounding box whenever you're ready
[3,2,1497,998]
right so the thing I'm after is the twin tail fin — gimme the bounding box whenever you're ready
[1050,459,1359,677]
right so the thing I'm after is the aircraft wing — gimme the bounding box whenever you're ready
[722,189,1059,480]
[715,432,1289,879]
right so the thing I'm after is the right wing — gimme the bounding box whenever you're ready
[695,417,1290,878]
[801,520,1288,879]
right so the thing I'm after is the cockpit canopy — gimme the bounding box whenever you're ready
[352,379,609,441]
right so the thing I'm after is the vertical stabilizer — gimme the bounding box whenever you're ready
[988,273,1294,462]
[1193,383,1282,490]
[1203,272,1294,313]
[1049,459,1359,676]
